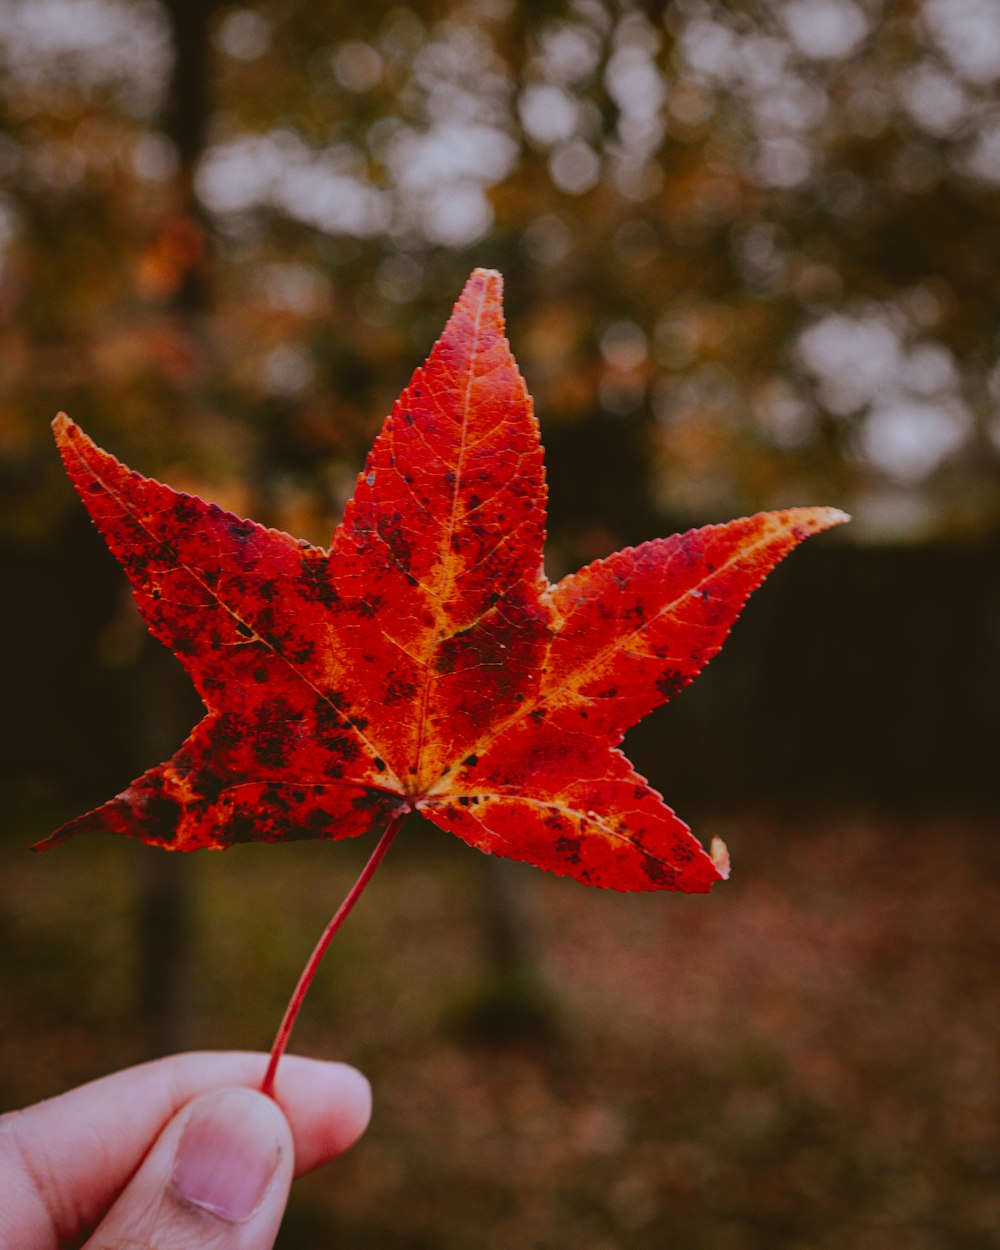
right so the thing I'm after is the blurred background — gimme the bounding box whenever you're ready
[1,1,998,1246]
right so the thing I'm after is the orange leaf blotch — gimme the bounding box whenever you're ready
[44,278,848,894]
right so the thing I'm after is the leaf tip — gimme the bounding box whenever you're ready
[31,830,64,853]
[52,411,73,440]
[462,267,504,311]
[794,505,851,535]
[710,835,731,880]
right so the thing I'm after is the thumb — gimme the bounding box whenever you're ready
[84,1087,294,1250]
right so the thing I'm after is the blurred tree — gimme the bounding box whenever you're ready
[2,0,999,556]
[127,0,221,1058]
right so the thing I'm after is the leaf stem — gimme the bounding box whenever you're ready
[260,813,406,1097]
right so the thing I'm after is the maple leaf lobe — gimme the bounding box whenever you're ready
[41,271,847,894]
[329,268,550,796]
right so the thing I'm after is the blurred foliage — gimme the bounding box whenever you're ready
[2,0,1000,559]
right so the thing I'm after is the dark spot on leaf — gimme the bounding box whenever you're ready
[140,793,181,840]
[656,669,686,699]
[351,789,385,813]
[314,698,348,735]
[304,807,334,837]
[641,856,676,885]
[354,596,383,620]
[555,835,582,864]
[381,520,414,569]
[384,677,417,704]
[171,752,193,780]
[191,768,223,805]
[173,497,201,526]
[298,558,339,607]
[224,812,257,844]
[212,712,241,751]
[226,519,253,543]
[250,697,296,768]
[314,714,362,764]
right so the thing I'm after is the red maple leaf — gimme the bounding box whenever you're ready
[41,269,845,898]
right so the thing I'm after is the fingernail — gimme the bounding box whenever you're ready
[171,1090,284,1222]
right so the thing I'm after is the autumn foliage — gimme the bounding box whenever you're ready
[41,270,846,893]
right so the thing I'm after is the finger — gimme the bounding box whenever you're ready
[82,1087,293,1250]
[0,1051,371,1250]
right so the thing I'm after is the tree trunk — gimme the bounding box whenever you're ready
[133,0,221,1059]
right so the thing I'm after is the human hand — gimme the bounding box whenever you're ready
[0,1050,371,1249]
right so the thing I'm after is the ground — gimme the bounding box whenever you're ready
[2,807,997,1248]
